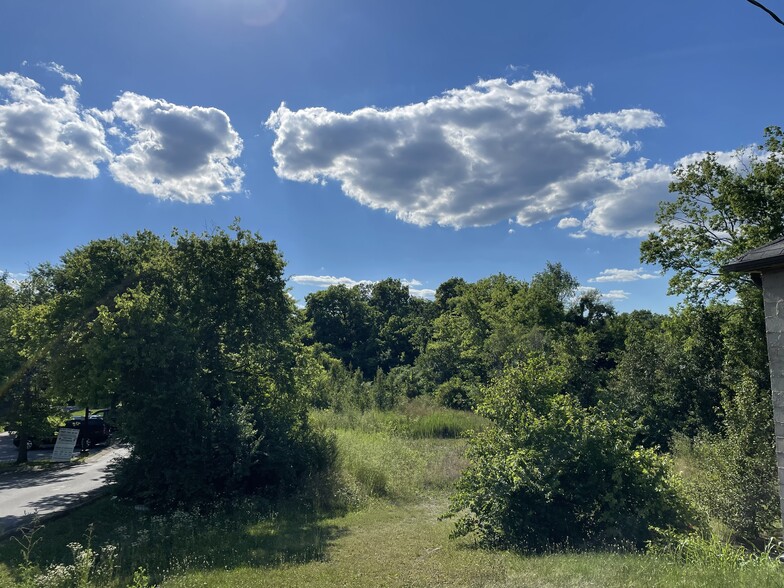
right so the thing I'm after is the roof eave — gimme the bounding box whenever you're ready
[722,256,784,273]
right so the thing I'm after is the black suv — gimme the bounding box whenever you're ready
[65,416,112,448]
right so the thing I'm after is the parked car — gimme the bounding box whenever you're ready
[65,415,113,448]
[13,431,58,450]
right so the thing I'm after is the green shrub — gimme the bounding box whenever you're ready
[435,377,479,410]
[447,355,699,550]
[674,375,778,541]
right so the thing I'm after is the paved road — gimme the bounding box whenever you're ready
[0,431,59,463]
[0,443,128,536]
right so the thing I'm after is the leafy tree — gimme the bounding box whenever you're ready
[641,127,784,303]
[0,275,17,387]
[305,285,379,377]
[0,272,64,463]
[26,224,330,506]
[434,277,467,312]
[685,374,778,541]
[417,265,580,401]
[369,279,418,371]
[607,306,725,448]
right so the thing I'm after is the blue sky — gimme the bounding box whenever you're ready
[1,0,782,312]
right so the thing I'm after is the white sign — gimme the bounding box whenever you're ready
[52,428,79,462]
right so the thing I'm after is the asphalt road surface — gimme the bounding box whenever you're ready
[0,436,128,536]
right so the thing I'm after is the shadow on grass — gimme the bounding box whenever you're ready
[0,493,351,584]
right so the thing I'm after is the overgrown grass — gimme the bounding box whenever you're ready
[0,404,782,587]
[334,430,467,501]
[310,397,488,440]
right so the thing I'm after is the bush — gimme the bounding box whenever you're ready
[447,355,698,550]
[676,377,778,541]
[435,377,479,410]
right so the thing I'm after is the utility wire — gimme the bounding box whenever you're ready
[747,0,784,27]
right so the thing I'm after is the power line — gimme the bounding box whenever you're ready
[747,0,784,27]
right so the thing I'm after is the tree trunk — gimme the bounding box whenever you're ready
[16,387,32,464]
[15,429,28,464]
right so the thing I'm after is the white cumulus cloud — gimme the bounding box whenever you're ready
[408,288,436,300]
[603,289,630,300]
[289,275,371,288]
[267,74,665,231]
[581,163,673,237]
[0,69,244,203]
[107,92,244,203]
[576,286,630,302]
[289,275,435,299]
[588,267,659,283]
[2,271,28,290]
[557,217,582,229]
[0,72,111,178]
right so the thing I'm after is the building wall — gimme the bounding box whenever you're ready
[761,268,784,528]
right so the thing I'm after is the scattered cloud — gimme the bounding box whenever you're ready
[37,62,82,85]
[557,217,582,229]
[289,275,370,288]
[289,275,436,299]
[400,278,436,299]
[107,92,244,203]
[588,267,659,283]
[580,109,663,132]
[581,163,673,237]
[576,285,630,302]
[576,149,747,237]
[267,74,666,232]
[409,287,436,300]
[603,289,630,300]
[0,72,111,178]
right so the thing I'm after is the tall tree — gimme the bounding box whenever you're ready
[12,224,326,505]
[304,285,379,377]
[641,127,784,304]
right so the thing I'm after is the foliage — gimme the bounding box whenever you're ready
[434,376,479,410]
[676,375,778,541]
[303,278,435,379]
[448,355,698,550]
[638,130,781,538]
[606,305,725,449]
[0,274,65,463]
[13,224,332,507]
[304,285,380,378]
[416,264,578,397]
[641,126,784,304]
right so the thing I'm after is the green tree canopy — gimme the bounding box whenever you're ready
[641,126,784,303]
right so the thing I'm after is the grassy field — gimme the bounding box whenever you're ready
[0,404,782,587]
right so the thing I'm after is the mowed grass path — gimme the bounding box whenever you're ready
[165,496,784,588]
